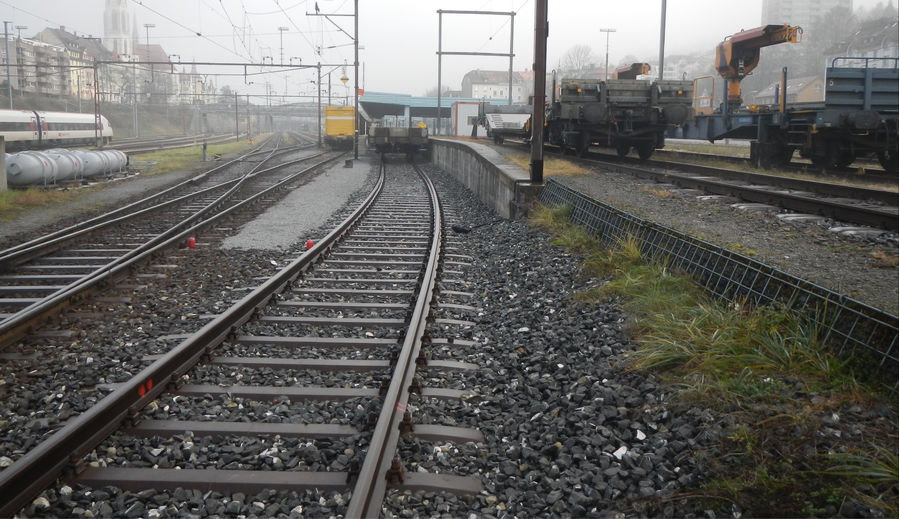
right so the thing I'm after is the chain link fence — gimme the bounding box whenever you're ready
[541,179,898,392]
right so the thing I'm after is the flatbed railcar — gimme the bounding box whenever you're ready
[543,76,693,159]
[367,126,429,154]
[680,57,899,173]
[0,109,113,151]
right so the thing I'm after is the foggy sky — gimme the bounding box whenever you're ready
[0,0,874,99]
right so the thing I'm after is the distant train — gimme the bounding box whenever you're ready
[0,109,113,151]
[367,125,429,154]
[323,106,354,150]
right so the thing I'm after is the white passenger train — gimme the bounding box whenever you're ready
[0,109,113,151]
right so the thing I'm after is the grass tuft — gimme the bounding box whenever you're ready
[530,201,898,516]
[135,136,266,176]
[0,188,84,221]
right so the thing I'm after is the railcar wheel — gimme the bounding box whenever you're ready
[832,149,855,169]
[636,142,654,160]
[616,144,630,157]
[575,133,590,157]
[878,149,898,174]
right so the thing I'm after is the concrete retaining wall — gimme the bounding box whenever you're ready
[430,138,541,219]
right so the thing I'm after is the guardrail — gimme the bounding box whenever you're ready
[540,179,899,392]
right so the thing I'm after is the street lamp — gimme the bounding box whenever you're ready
[278,27,288,65]
[600,28,616,81]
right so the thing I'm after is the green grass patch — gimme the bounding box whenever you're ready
[135,136,266,176]
[0,187,87,221]
[530,203,898,517]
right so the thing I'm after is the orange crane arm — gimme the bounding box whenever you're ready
[714,24,802,106]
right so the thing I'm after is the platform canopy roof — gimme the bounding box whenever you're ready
[358,91,512,121]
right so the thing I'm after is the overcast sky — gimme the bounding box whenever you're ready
[0,0,874,100]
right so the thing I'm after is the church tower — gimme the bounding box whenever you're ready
[104,0,134,57]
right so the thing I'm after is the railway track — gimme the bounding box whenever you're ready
[510,139,899,232]
[653,148,895,185]
[585,151,899,232]
[0,134,336,348]
[0,157,484,517]
[106,133,241,155]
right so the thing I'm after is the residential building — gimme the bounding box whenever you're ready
[1,35,69,97]
[762,0,850,29]
[753,75,824,105]
[826,17,899,65]
[134,43,175,105]
[461,70,528,103]
[34,27,120,104]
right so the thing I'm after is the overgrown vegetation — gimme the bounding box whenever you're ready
[0,187,86,221]
[491,145,589,177]
[531,204,898,517]
[134,136,266,176]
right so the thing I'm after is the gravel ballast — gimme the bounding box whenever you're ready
[555,165,899,316]
[4,149,892,517]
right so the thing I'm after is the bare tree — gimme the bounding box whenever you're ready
[560,44,598,78]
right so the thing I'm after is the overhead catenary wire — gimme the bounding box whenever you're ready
[129,0,252,61]
[273,0,319,58]
[475,0,530,53]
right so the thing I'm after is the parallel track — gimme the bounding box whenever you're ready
[652,147,895,185]
[578,150,899,231]
[0,157,484,517]
[495,138,898,231]
[0,135,339,348]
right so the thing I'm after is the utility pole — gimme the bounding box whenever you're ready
[658,0,667,80]
[601,28,616,81]
[530,0,548,184]
[144,23,155,84]
[4,21,12,109]
[354,0,359,159]
[246,93,251,141]
[235,90,239,140]
[317,63,322,147]
[278,27,288,65]
[14,25,26,39]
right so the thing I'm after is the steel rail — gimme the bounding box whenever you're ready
[652,148,894,184]
[0,149,339,348]
[0,135,280,266]
[118,134,243,155]
[580,153,899,231]
[615,153,899,205]
[0,153,377,517]
[345,159,446,518]
[0,148,316,271]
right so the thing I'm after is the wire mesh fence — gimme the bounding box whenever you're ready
[540,179,899,392]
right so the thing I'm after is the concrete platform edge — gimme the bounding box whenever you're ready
[430,138,542,219]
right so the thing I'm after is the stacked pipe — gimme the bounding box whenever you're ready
[4,149,128,187]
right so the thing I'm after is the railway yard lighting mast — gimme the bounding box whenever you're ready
[658,0,667,80]
[278,27,288,65]
[601,28,616,81]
